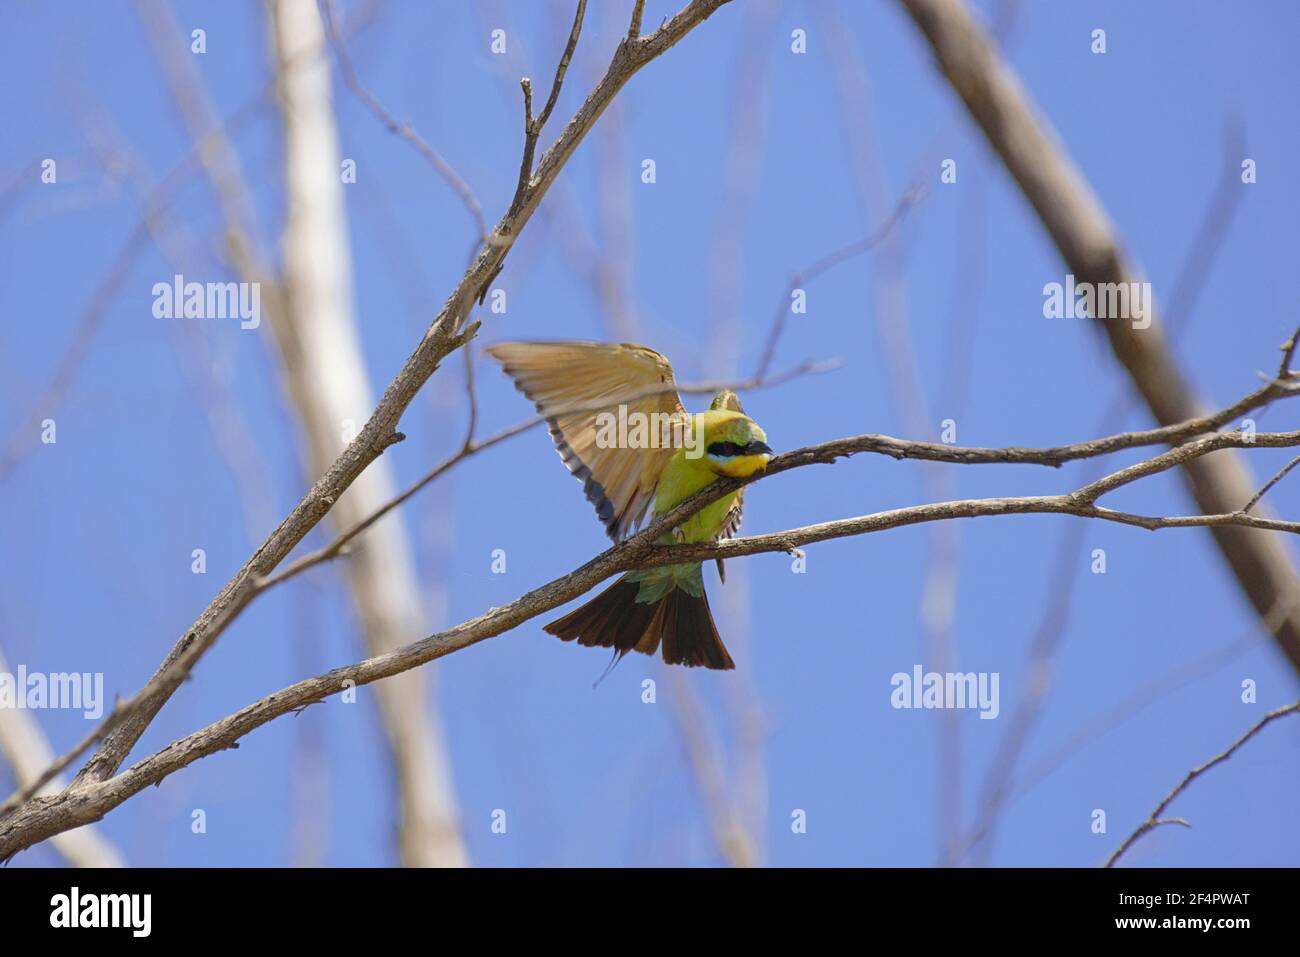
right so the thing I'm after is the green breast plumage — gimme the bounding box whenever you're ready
[652,441,738,543]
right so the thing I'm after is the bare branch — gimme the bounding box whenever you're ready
[536,1,586,134]
[272,340,1300,602]
[6,401,1300,857]
[7,358,1291,827]
[1279,327,1300,380]
[5,359,1292,822]
[272,0,467,866]
[898,0,1300,673]
[813,0,962,859]
[63,0,738,793]
[1106,701,1300,867]
[0,652,123,867]
[511,0,588,214]
[1242,455,1300,515]
[628,0,647,40]
[5,365,821,822]
[962,135,1279,864]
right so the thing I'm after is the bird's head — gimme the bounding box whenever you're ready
[700,410,772,478]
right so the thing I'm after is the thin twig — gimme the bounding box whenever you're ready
[1105,701,1300,867]
[510,0,587,215]
[535,1,586,133]
[628,0,647,39]
[1241,454,1300,514]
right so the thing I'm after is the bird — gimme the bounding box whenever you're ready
[485,340,772,670]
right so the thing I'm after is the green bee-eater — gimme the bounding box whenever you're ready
[486,341,772,670]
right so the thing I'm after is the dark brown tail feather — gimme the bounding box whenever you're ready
[545,576,735,670]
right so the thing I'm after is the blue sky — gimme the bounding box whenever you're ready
[2,0,1298,866]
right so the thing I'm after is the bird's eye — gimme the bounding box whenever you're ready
[708,441,740,457]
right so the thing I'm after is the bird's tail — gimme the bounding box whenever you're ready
[544,575,735,670]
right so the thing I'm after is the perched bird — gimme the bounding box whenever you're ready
[485,341,772,670]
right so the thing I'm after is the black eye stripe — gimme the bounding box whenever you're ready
[707,441,771,457]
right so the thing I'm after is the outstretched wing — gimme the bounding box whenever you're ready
[710,388,746,583]
[485,340,688,541]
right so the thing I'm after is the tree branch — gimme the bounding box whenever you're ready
[1105,700,1300,867]
[7,354,1291,826]
[1242,455,1300,515]
[898,0,1300,673]
[63,0,738,793]
[0,650,123,867]
[510,0,587,215]
[270,0,467,867]
[5,396,1300,857]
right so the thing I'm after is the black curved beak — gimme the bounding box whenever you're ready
[744,441,773,456]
